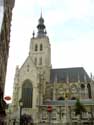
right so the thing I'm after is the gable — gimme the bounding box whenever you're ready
[19,56,37,76]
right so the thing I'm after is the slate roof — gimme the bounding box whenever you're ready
[50,67,91,83]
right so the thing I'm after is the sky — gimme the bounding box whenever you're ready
[4,0,94,98]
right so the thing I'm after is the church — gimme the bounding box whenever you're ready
[11,14,94,124]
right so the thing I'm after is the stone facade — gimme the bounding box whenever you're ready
[11,15,94,124]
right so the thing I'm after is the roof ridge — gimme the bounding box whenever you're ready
[52,67,84,70]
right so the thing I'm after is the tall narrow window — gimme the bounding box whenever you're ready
[34,57,37,65]
[22,80,33,108]
[87,83,91,98]
[39,57,42,65]
[40,44,43,51]
[35,44,38,51]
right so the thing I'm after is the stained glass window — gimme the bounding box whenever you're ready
[22,80,33,108]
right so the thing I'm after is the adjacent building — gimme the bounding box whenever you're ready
[11,15,94,124]
[0,0,15,123]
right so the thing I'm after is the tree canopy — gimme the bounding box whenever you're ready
[74,99,86,116]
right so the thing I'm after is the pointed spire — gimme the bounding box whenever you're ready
[37,12,47,37]
[41,8,42,18]
[32,30,35,38]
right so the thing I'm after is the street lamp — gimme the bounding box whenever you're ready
[19,99,23,125]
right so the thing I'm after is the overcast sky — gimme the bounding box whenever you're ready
[4,0,94,98]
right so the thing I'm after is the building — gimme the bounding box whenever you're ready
[11,14,94,124]
[0,0,15,123]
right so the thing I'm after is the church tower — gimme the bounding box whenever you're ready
[12,14,52,123]
[29,14,51,79]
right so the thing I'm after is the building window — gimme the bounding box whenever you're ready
[39,57,42,65]
[40,44,43,51]
[34,57,37,65]
[22,79,33,108]
[81,84,85,90]
[35,44,38,51]
[87,83,91,98]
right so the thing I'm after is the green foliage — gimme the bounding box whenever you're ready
[74,99,86,116]
[21,114,33,125]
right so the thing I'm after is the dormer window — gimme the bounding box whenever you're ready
[35,44,38,51]
[40,44,43,51]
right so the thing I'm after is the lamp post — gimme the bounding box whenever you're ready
[19,99,23,125]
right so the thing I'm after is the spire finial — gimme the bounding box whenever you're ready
[32,30,35,38]
[41,8,42,18]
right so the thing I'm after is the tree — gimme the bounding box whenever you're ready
[21,114,33,125]
[74,99,86,119]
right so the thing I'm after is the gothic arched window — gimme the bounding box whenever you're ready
[81,84,85,90]
[40,44,43,51]
[35,44,38,51]
[22,79,33,108]
[87,83,91,98]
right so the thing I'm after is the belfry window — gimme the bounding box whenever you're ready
[35,44,38,51]
[22,80,33,108]
[40,44,43,51]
